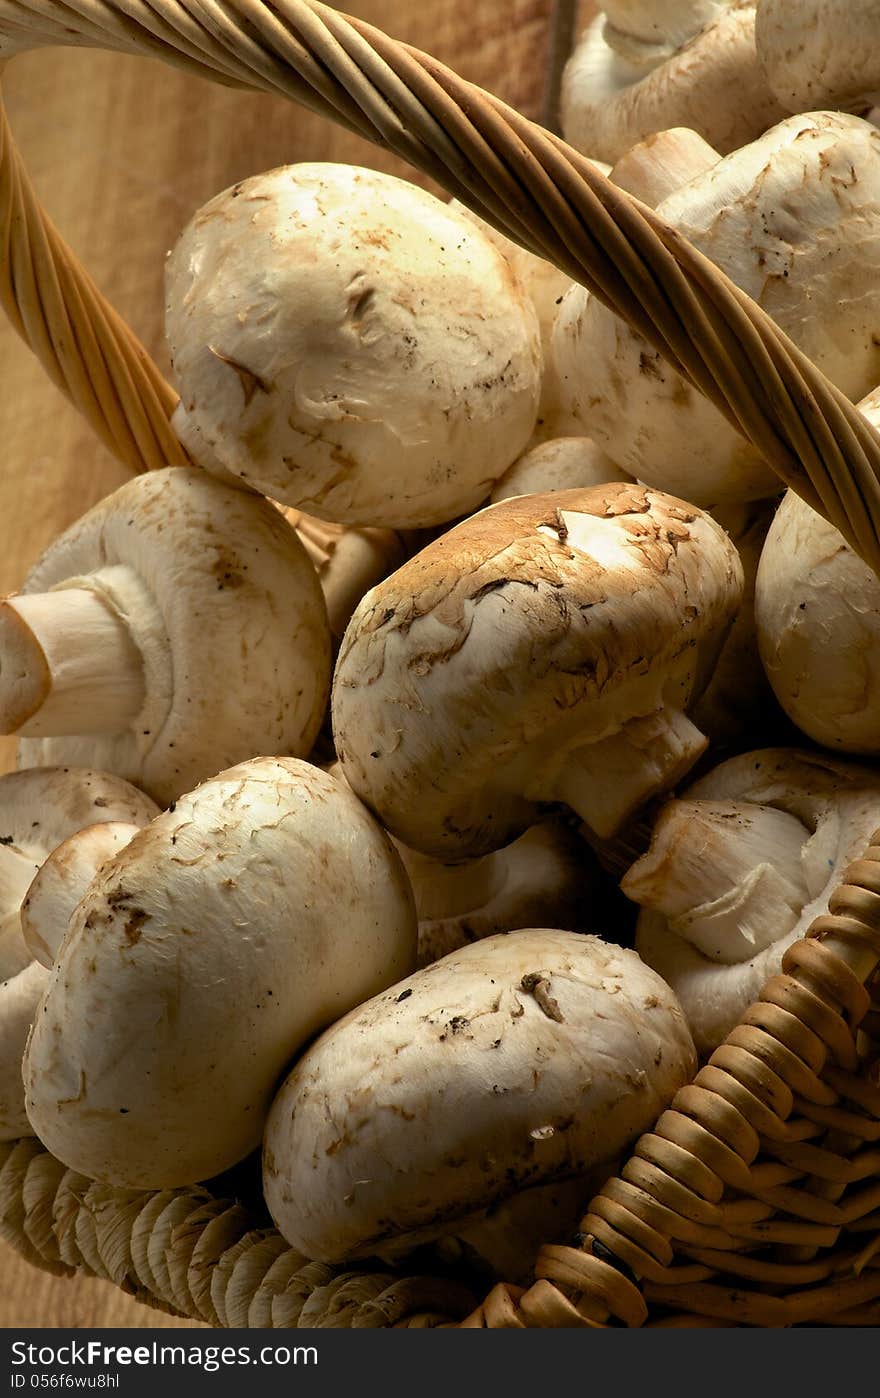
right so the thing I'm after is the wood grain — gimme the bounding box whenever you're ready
[0,0,598,1329]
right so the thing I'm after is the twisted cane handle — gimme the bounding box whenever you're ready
[1,1,880,570]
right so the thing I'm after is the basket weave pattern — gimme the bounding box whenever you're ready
[0,0,879,1328]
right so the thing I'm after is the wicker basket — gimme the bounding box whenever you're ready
[1,0,879,1329]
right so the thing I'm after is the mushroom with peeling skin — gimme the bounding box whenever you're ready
[0,767,158,1140]
[561,3,785,166]
[622,748,880,1054]
[23,757,417,1188]
[166,164,542,528]
[754,386,880,755]
[554,111,880,507]
[263,930,696,1264]
[0,468,331,804]
[333,483,743,857]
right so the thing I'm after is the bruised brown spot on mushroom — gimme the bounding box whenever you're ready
[207,345,270,405]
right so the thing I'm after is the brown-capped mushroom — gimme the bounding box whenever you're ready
[333,484,742,855]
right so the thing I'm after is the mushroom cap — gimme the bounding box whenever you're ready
[16,468,331,804]
[166,164,541,528]
[757,0,880,115]
[554,111,880,505]
[263,930,696,1263]
[23,757,417,1187]
[0,960,49,1139]
[333,484,742,858]
[561,6,785,166]
[490,437,631,504]
[632,748,880,1053]
[21,821,143,968]
[692,499,780,743]
[755,489,880,754]
[0,766,158,1140]
[447,198,578,442]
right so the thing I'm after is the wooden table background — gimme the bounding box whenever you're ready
[0,0,594,1327]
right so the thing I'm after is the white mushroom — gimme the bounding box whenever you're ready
[754,387,880,754]
[608,125,721,205]
[490,438,631,504]
[166,164,542,528]
[553,111,880,506]
[281,509,405,641]
[756,0,880,117]
[333,484,743,855]
[396,820,597,967]
[622,748,880,1053]
[0,767,157,1139]
[263,930,696,1263]
[691,499,780,744]
[0,468,331,804]
[24,757,417,1187]
[21,821,142,968]
[561,4,785,165]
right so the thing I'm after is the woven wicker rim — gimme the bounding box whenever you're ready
[0,0,878,1329]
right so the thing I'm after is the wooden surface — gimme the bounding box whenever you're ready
[0,0,593,1329]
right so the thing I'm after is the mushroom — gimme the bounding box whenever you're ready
[21,821,142,968]
[23,757,417,1187]
[0,467,331,804]
[332,483,743,856]
[608,125,721,205]
[263,930,696,1264]
[756,0,880,117]
[490,437,631,504]
[691,499,782,745]
[561,3,785,165]
[281,509,406,641]
[754,387,880,754]
[553,111,880,506]
[448,192,609,441]
[621,748,880,1053]
[0,767,158,1139]
[166,164,542,528]
[395,819,597,968]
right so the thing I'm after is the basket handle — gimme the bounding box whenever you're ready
[2,0,880,569]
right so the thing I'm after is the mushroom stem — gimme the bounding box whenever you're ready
[0,581,146,737]
[622,798,812,962]
[604,0,726,54]
[548,708,707,839]
[21,821,143,969]
[393,843,504,923]
[284,509,405,639]
[610,127,720,208]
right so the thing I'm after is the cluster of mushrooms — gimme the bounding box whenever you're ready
[3,0,880,1289]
